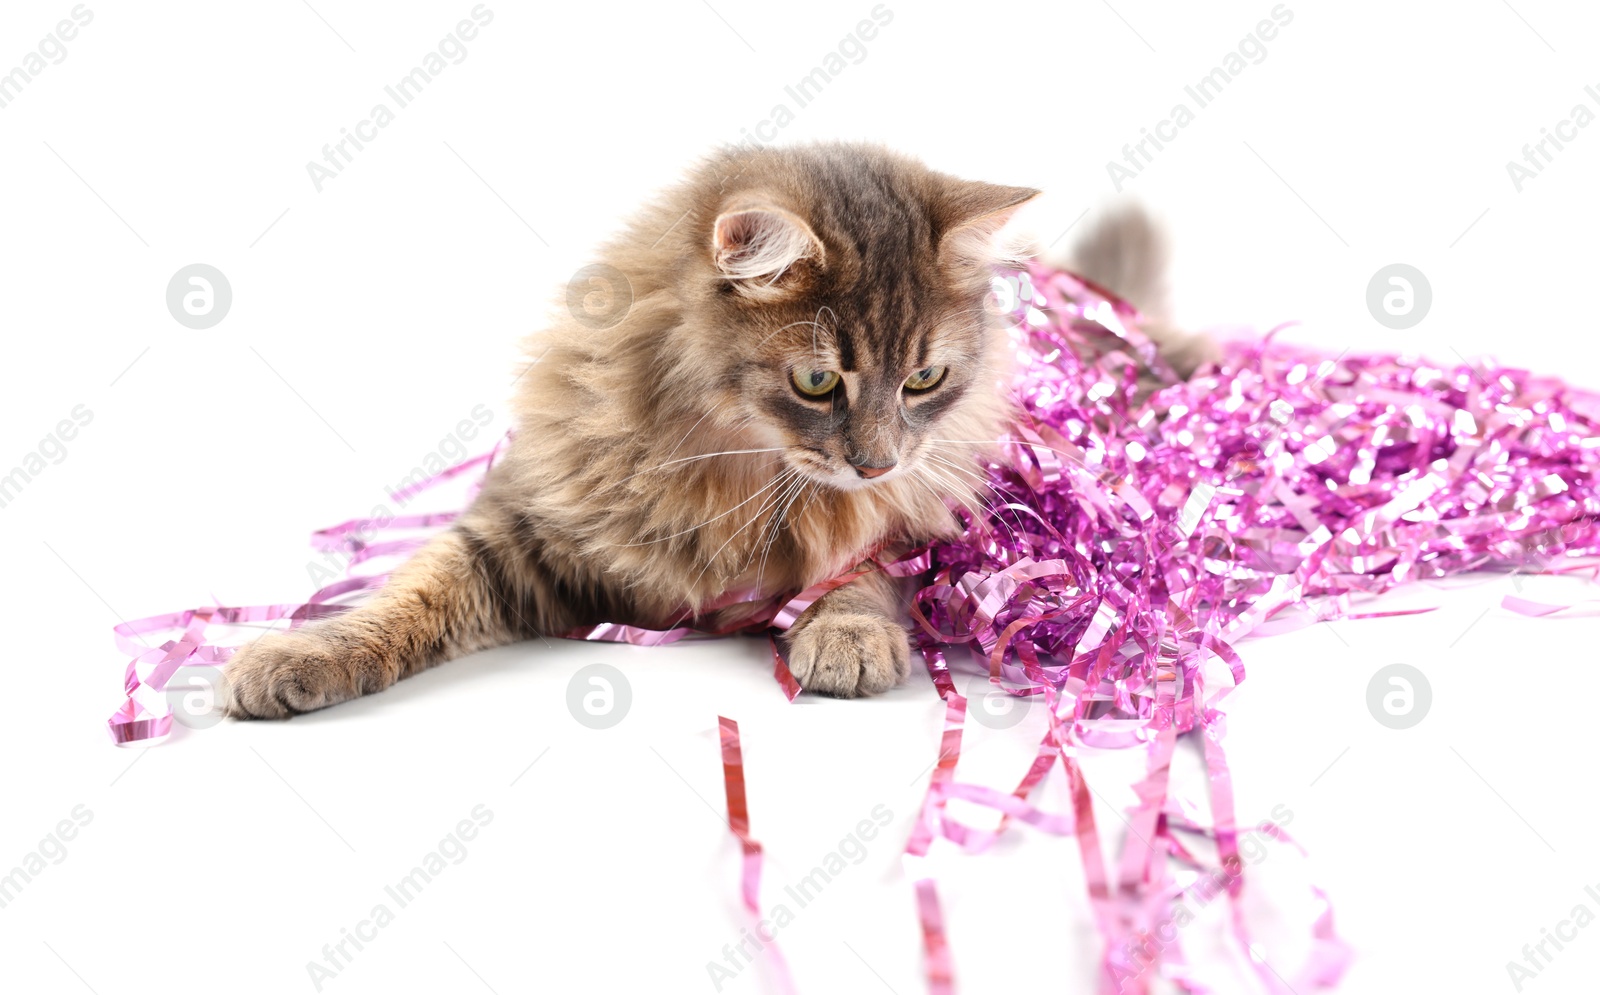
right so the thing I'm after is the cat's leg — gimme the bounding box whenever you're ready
[783,569,911,698]
[223,524,539,719]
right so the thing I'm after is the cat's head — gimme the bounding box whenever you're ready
[672,144,1037,492]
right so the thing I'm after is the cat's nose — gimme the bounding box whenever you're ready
[850,459,896,479]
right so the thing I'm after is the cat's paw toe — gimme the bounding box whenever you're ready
[222,636,360,720]
[786,612,911,698]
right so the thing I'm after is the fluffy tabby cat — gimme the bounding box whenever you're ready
[223,141,1191,718]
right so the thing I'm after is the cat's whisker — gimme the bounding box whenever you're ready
[751,469,813,583]
[905,457,982,518]
[609,467,791,547]
[755,316,830,350]
[917,460,1001,525]
[659,402,730,466]
[919,469,1025,549]
[919,452,1030,546]
[924,449,1016,512]
[904,466,959,516]
[812,305,838,361]
[923,449,996,482]
[930,437,1095,474]
[618,446,787,485]
[927,437,1007,447]
[746,471,799,574]
[754,474,810,590]
[688,467,804,591]
[905,463,1008,542]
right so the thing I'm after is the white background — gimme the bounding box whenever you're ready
[1,1,1597,993]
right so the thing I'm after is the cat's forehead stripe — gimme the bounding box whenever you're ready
[836,323,856,371]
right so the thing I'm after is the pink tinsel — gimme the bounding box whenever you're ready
[897,262,1598,993]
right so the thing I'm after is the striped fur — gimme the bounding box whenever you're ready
[224,142,1046,717]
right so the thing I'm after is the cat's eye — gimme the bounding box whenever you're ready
[791,366,841,397]
[903,365,947,392]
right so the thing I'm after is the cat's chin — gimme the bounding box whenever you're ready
[811,468,901,492]
[781,454,900,492]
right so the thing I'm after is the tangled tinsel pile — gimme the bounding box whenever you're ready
[894,262,1598,993]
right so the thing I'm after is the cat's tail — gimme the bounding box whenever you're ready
[1056,202,1215,378]
[1062,202,1173,322]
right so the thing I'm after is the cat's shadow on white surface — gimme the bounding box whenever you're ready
[264,629,858,732]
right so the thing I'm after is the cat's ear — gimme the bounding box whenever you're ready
[711,205,825,298]
[937,181,1040,268]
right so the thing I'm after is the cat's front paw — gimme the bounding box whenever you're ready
[222,632,370,719]
[786,612,911,698]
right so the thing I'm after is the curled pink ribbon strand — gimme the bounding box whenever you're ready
[718,716,796,995]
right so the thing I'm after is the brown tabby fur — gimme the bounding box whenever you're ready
[222,142,1176,718]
